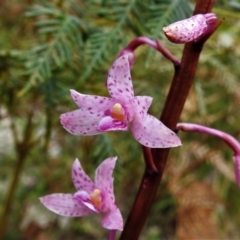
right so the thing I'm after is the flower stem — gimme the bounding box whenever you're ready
[108,229,117,240]
[142,146,158,172]
[120,1,216,239]
[118,36,180,66]
[155,39,180,67]
[177,123,240,187]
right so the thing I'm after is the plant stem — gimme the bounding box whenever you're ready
[142,146,157,172]
[120,1,215,239]
[177,122,240,187]
[0,150,27,238]
[118,36,180,65]
[177,123,240,155]
[0,111,33,239]
[108,229,117,240]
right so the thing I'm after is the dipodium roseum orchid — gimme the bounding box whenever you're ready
[163,13,217,43]
[40,157,123,231]
[60,53,181,148]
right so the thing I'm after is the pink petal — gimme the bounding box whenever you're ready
[163,13,217,44]
[101,205,123,231]
[98,116,128,132]
[107,54,134,102]
[72,159,95,193]
[74,191,100,213]
[70,90,115,111]
[95,157,117,211]
[40,193,93,217]
[133,96,153,119]
[131,114,181,148]
[60,109,102,135]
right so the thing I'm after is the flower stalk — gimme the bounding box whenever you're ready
[108,229,117,240]
[177,123,240,187]
[120,0,216,239]
[118,36,180,66]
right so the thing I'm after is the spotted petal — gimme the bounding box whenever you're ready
[131,114,181,148]
[70,90,115,111]
[40,193,93,217]
[163,13,217,44]
[101,205,123,231]
[72,159,95,193]
[133,96,153,119]
[95,157,117,211]
[60,109,103,135]
[107,54,134,102]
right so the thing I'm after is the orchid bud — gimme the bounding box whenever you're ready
[163,13,217,43]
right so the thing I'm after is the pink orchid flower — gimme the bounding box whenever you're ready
[163,13,217,43]
[60,54,181,148]
[40,157,123,231]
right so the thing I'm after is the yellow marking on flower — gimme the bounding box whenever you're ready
[90,189,102,209]
[163,30,174,37]
[110,103,125,121]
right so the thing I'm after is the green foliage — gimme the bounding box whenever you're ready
[22,2,86,95]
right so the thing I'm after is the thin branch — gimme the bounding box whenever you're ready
[177,122,240,187]
[0,110,34,238]
[118,36,180,66]
[142,146,157,172]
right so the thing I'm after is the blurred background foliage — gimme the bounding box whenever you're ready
[1,0,240,239]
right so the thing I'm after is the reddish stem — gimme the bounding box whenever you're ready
[108,229,117,240]
[142,145,158,172]
[177,122,240,187]
[120,1,215,239]
[118,36,180,66]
